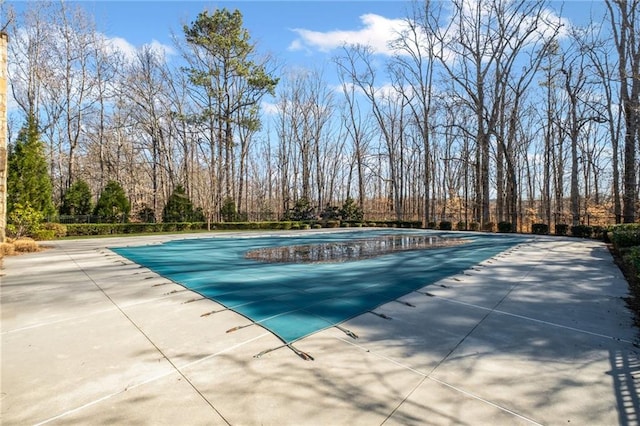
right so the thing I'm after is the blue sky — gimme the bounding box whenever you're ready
[7,0,609,118]
[10,0,608,76]
[88,1,414,73]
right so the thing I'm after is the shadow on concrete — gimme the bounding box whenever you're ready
[610,348,640,426]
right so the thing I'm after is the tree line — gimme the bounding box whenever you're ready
[6,0,640,232]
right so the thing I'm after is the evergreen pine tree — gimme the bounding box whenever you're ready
[340,197,363,222]
[7,115,54,217]
[163,185,203,222]
[60,179,93,215]
[94,181,130,223]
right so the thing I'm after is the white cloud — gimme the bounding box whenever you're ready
[147,39,176,58]
[100,34,175,63]
[102,35,137,62]
[288,13,408,56]
[288,5,569,63]
[261,100,278,115]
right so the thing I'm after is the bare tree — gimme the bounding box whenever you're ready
[7,2,49,119]
[274,68,334,216]
[585,24,624,222]
[390,0,439,225]
[337,72,373,212]
[52,2,100,193]
[124,45,175,219]
[606,0,639,223]
[538,40,563,226]
[336,44,408,220]
[425,0,561,227]
[561,26,609,226]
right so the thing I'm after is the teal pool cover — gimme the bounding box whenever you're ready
[112,230,526,344]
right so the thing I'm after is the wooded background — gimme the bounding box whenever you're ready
[5,0,640,230]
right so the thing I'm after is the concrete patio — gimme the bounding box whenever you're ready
[1,231,639,425]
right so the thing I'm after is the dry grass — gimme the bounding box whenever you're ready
[0,242,15,256]
[13,238,40,253]
[0,238,42,258]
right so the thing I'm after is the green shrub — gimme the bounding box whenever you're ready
[571,225,593,238]
[137,205,156,223]
[164,186,204,222]
[176,223,191,231]
[94,181,130,223]
[456,221,466,231]
[7,202,43,239]
[66,223,165,236]
[320,204,340,221]
[592,226,606,241]
[323,220,340,228]
[220,197,247,222]
[312,224,322,229]
[60,179,93,216]
[427,221,437,229]
[482,222,495,232]
[66,224,93,236]
[339,197,363,221]
[68,224,105,236]
[469,222,480,231]
[497,221,513,233]
[42,222,67,238]
[32,229,56,240]
[285,197,315,221]
[439,221,452,230]
[555,223,569,236]
[610,224,640,248]
[622,246,640,282]
[163,223,177,232]
[531,223,549,235]
[141,224,162,233]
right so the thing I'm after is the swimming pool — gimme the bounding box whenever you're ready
[112,230,526,344]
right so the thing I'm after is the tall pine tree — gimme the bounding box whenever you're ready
[7,115,54,217]
[183,9,278,206]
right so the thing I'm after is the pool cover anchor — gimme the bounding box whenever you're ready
[226,323,254,333]
[183,297,205,304]
[395,300,416,308]
[335,325,359,339]
[369,311,392,320]
[254,343,314,361]
[201,308,228,317]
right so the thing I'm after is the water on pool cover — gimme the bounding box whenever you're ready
[112,230,525,343]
